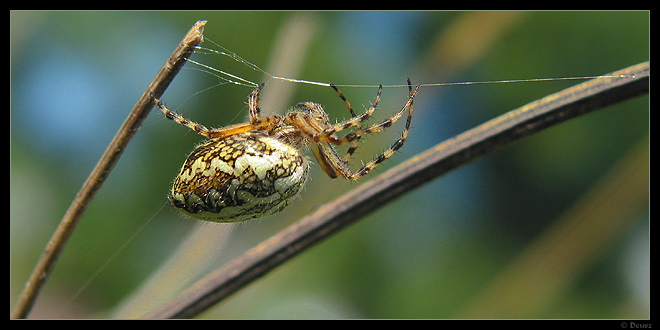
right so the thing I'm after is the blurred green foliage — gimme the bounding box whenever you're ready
[11,11,648,319]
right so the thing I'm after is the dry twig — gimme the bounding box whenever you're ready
[145,61,649,319]
[11,20,207,319]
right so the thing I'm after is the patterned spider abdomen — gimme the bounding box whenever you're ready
[168,131,309,222]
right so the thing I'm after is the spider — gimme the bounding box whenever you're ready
[153,78,419,223]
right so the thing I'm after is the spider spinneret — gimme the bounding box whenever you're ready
[153,79,419,223]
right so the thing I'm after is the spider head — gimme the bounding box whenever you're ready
[290,102,331,125]
[269,101,334,150]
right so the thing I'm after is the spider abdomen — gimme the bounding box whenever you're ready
[168,131,309,222]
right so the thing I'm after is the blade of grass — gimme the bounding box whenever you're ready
[11,20,207,319]
[146,61,648,319]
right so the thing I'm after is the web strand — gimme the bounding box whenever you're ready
[190,38,633,92]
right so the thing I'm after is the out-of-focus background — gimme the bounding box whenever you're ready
[11,11,648,319]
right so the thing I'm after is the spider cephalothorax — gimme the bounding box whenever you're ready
[153,79,419,222]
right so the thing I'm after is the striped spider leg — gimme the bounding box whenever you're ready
[303,78,419,180]
[151,79,419,222]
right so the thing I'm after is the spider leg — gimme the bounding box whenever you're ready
[330,83,380,162]
[344,79,418,180]
[358,79,417,136]
[314,85,382,145]
[154,95,279,139]
[345,78,419,180]
[329,84,358,117]
[154,98,216,138]
[248,83,265,124]
[308,80,418,180]
[316,82,415,147]
[311,141,346,179]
